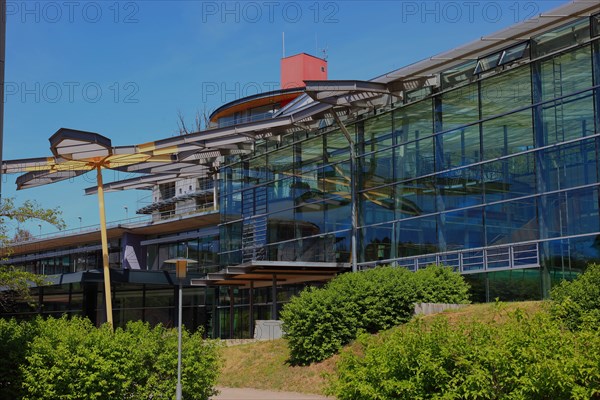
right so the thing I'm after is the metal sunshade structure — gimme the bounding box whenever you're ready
[1,127,258,326]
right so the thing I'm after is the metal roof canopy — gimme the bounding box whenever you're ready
[190,260,350,288]
[371,0,600,86]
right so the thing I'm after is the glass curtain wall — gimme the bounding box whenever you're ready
[219,16,600,301]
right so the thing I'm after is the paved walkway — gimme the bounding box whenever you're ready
[212,387,334,400]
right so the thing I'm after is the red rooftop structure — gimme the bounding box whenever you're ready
[280,53,327,89]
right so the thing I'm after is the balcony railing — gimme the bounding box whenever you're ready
[359,243,540,274]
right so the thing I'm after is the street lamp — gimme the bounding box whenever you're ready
[37,224,41,236]
[78,216,82,231]
[164,257,197,400]
[124,206,128,220]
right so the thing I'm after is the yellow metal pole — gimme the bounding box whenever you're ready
[96,165,113,327]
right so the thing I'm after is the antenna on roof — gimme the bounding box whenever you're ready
[282,32,285,58]
[322,43,329,61]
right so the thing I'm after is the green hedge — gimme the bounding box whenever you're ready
[330,311,600,399]
[0,317,221,400]
[551,263,600,330]
[280,265,470,365]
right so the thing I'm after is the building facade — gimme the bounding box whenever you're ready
[3,2,600,338]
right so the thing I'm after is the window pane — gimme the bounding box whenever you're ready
[440,83,479,130]
[396,216,438,257]
[361,148,394,189]
[483,152,536,201]
[441,60,477,90]
[482,110,534,160]
[298,136,323,171]
[325,129,350,164]
[532,19,591,58]
[362,185,395,226]
[268,145,294,175]
[481,65,531,118]
[396,137,435,180]
[396,177,436,219]
[437,166,483,211]
[393,100,433,144]
[541,91,595,145]
[541,45,593,102]
[363,112,393,152]
[539,138,598,192]
[440,126,480,169]
[442,208,484,250]
[362,223,394,262]
[485,198,538,246]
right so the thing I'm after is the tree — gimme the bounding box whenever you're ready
[0,198,65,312]
[12,228,33,242]
[176,107,211,135]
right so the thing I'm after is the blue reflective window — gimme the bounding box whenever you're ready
[483,152,536,201]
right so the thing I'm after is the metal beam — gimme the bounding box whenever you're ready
[332,113,358,273]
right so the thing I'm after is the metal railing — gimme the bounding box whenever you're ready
[360,242,540,274]
[15,202,218,244]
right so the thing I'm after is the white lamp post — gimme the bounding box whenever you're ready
[164,257,197,400]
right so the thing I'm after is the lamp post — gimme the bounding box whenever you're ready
[37,224,41,237]
[164,257,197,400]
[124,206,128,220]
[176,259,186,400]
[78,216,82,231]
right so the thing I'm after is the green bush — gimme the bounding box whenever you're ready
[330,311,600,399]
[280,265,470,365]
[551,263,600,330]
[0,317,221,400]
[0,318,40,398]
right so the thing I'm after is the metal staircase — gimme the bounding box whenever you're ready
[241,186,268,262]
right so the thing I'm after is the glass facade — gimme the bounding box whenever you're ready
[5,13,600,336]
[220,16,600,300]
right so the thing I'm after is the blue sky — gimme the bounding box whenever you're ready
[3,0,563,235]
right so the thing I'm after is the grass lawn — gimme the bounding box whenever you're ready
[217,301,545,395]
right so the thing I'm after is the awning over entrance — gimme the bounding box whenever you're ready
[190,261,350,288]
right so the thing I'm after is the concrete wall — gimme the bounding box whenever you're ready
[414,303,467,316]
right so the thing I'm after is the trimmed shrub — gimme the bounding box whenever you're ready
[551,263,600,330]
[0,317,220,400]
[280,265,470,365]
[0,318,40,398]
[330,311,600,399]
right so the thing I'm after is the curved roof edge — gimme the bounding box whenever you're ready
[209,87,305,121]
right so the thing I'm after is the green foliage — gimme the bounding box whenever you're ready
[330,310,600,399]
[0,197,66,231]
[0,317,221,400]
[0,266,48,312]
[0,197,65,311]
[280,265,470,365]
[0,318,40,398]
[551,263,600,330]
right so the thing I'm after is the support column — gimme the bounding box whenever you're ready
[96,166,113,327]
[228,286,234,339]
[249,281,254,338]
[213,172,218,211]
[531,61,551,298]
[333,113,358,272]
[0,0,5,198]
[271,274,277,319]
[434,96,447,252]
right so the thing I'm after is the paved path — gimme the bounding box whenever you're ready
[212,387,334,400]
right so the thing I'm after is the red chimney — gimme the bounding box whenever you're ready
[280,53,327,90]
